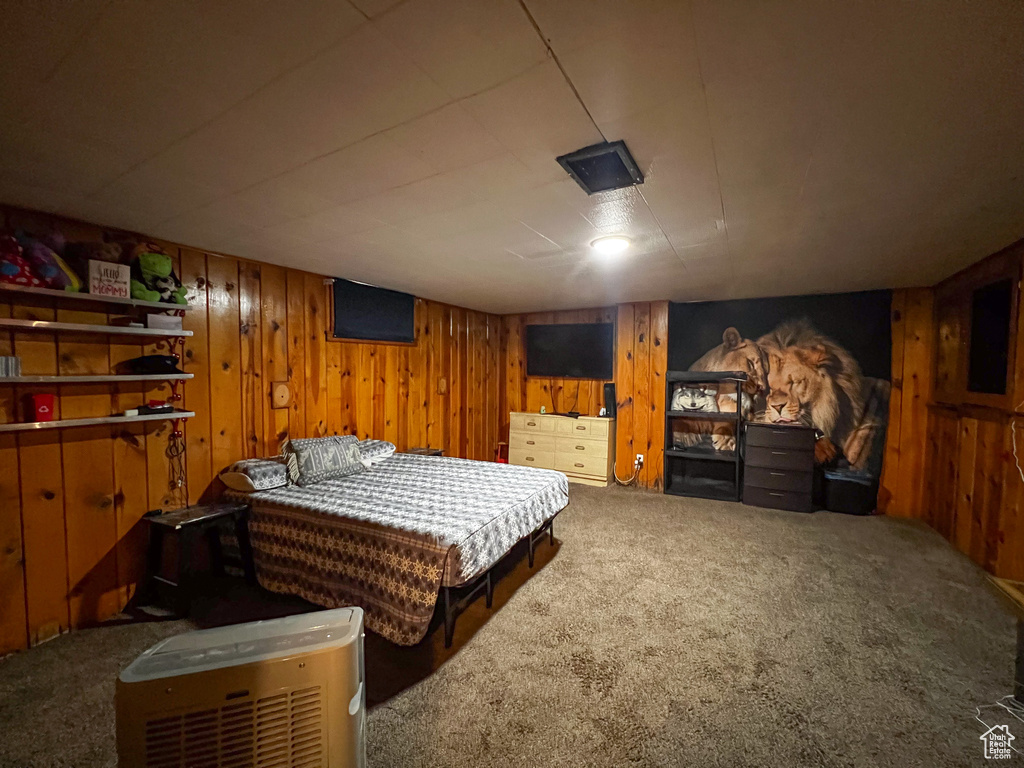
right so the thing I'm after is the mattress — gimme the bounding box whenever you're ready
[229,453,569,645]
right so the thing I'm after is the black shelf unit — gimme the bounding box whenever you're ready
[664,370,747,501]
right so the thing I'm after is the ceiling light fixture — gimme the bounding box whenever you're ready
[591,235,631,256]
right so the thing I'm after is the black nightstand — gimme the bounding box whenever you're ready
[743,423,816,512]
[141,503,256,615]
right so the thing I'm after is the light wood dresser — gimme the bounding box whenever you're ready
[508,411,615,486]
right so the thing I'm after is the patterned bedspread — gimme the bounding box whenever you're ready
[229,454,569,645]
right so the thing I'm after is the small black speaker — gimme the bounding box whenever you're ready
[604,382,616,418]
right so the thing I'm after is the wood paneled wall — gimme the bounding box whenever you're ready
[896,241,1024,580]
[501,301,669,489]
[0,206,502,654]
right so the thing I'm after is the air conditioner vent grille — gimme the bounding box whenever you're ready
[144,686,324,768]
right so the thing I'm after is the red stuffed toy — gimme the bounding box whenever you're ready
[0,234,44,287]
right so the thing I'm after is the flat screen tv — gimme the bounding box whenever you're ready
[526,323,614,379]
[332,278,415,343]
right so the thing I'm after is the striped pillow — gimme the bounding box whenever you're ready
[284,436,365,487]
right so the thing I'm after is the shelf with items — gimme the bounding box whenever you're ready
[0,282,191,311]
[0,317,192,337]
[664,371,747,501]
[0,374,193,384]
[0,410,195,433]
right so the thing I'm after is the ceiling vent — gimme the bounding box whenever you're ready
[556,140,644,195]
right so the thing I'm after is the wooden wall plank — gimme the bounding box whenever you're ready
[260,264,290,452]
[303,273,327,439]
[890,288,935,517]
[648,301,669,491]
[615,304,636,481]
[239,262,265,457]
[180,250,214,499]
[285,271,307,442]
[206,255,243,475]
[878,290,907,513]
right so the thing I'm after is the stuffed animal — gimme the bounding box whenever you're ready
[130,251,186,304]
[0,234,44,287]
[64,240,125,283]
[15,232,81,291]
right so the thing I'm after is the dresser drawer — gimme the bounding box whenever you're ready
[555,418,608,438]
[510,432,557,452]
[510,448,555,469]
[511,413,555,433]
[744,466,813,493]
[554,452,608,477]
[745,445,813,471]
[743,485,812,513]
[555,435,608,458]
[746,424,816,450]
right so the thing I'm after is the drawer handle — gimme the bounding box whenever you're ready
[527,421,536,427]
[771,430,788,435]
[526,440,535,445]
[574,462,584,468]
[526,456,534,461]
[576,425,586,430]
[769,492,784,497]
[770,472,785,476]
[575,445,585,450]
[771,451,787,455]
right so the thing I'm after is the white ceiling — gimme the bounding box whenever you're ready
[1,0,1022,314]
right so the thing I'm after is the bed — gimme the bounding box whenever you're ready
[228,453,569,646]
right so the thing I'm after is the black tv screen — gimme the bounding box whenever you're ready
[332,278,415,343]
[526,323,614,379]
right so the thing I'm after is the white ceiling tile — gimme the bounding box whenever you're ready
[0,0,108,118]
[348,0,404,18]
[0,121,136,196]
[382,103,504,174]
[141,24,449,193]
[462,61,603,177]
[373,0,548,98]
[36,1,366,162]
[280,133,436,206]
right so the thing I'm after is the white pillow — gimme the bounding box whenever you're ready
[219,458,288,493]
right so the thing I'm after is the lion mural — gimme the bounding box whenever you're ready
[682,319,887,471]
[756,319,882,470]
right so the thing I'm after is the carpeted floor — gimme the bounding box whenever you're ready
[0,484,1017,767]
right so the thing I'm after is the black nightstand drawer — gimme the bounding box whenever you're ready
[746,424,816,451]
[744,466,812,493]
[746,445,813,471]
[743,485,813,513]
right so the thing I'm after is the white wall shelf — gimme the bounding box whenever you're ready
[0,374,193,384]
[0,410,196,433]
[0,283,191,311]
[0,318,191,337]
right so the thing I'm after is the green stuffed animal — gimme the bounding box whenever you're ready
[130,251,186,304]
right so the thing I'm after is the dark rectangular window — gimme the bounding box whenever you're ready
[332,278,415,343]
[967,278,1013,394]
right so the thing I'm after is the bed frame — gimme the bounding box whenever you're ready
[440,516,556,647]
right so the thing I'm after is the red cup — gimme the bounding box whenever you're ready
[31,393,55,422]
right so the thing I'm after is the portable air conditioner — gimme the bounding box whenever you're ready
[116,607,365,768]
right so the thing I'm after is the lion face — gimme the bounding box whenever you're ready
[719,338,767,397]
[691,327,768,415]
[764,345,839,434]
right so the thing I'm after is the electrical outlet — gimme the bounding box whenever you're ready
[635,453,644,467]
